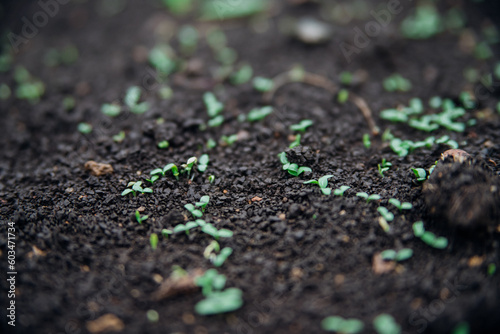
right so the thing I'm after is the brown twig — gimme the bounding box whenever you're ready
[350,93,380,135]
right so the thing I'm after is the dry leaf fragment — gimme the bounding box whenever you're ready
[251,196,263,202]
[86,314,124,333]
[84,161,114,176]
[372,253,396,275]
[153,269,204,301]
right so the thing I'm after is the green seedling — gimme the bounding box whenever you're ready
[150,233,158,250]
[201,223,233,240]
[231,64,253,85]
[337,89,349,104]
[401,3,441,40]
[321,316,364,334]
[101,103,121,117]
[429,96,442,109]
[363,133,371,149]
[62,96,75,110]
[203,240,220,260]
[0,51,12,72]
[208,175,215,183]
[340,71,353,85]
[356,192,381,203]
[411,168,427,182]
[380,109,409,123]
[158,85,173,99]
[208,115,225,128]
[178,25,199,54]
[0,83,11,100]
[200,0,267,20]
[459,91,476,110]
[213,247,233,267]
[161,229,173,238]
[290,119,313,132]
[173,221,200,235]
[380,248,413,262]
[157,140,169,149]
[112,131,126,143]
[373,313,401,334]
[215,47,237,65]
[203,92,224,118]
[289,134,301,149]
[378,159,392,178]
[195,195,210,212]
[304,175,334,195]
[451,322,470,334]
[198,154,209,172]
[377,206,394,222]
[185,203,203,218]
[125,86,149,114]
[161,0,192,14]
[149,44,176,77]
[247,106,273,122]
[278,152,312,177]
[388,198,412,211]
[487,264,496,276]
[77,122,92,134]
[221,134,238,146]
[146,175,159,184]
[253,77,274,92]
[204,242,232,266]
[122,181,153,197]
[195,269,243,315]
[412,221,448,249]
[383,73,412,92]
[182,157,197,176]
[206,138,217,149]
[146,309,159,323]
[135,210,149,224]
[151,163,180,180]
[334,185,350,196]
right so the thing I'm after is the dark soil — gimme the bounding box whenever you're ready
[1,1,500,334]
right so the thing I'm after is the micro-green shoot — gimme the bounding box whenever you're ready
[122,181,153,197]
[146,175,159,184]
[213,247,233,267]
[150,233,158,250]
[412,221,448,249]
[135,210,149,224]
[203,92,224,118]
[173,221,200,235]
[125,86,149,114]
[247,106,273,122]
[221,134,238,146]
[112,131,126,143]
[200,0,267,20]
[161,0,192,15]
[290,119,313,132]
[161,229,173,238]
[185,203,203,218]
[178,25,199,54]
[207,138,217,149]
[253,76,274,92]
[278,152,312,177]
[373,313,401,334]
[356,192,381,203]
[388,198,413,211]
[208,175,215,183]
[194,269,243,315]
[157,140,169,149]
[378,159,392,178]
[208,115,225,127]
[101,103,121,117]
[289,134,301,149]
[77,122,92,134]
[304,175,334,195]
[380,248,413,262]
[321,316,364,334]
[204,242,232,266]
[334,185,350,196]
[337,89,349,104]
[363,133,371,149]
[383,73,412,92]
[230,64,253,85]
[195,195,210,212]
[149,44,176,77]
[201,223,234,240]
[151,163,180,180]
[377,206,394,222]
[198,154,209,172]
[411,168,427,182]
[182,157,197,176]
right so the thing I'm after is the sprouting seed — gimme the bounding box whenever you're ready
[158,140,169,149]
[247,106,273,122]
[377,206,394,222]
[289,134,301,149]
[150,233,159,250]
[198,154,209,172]
[363,133,371,149]
[135,210,149,224]
[101,103,121,117]
[77,122,92,134]
[333,186,350,196]
[304,175,334,195]
[388,198,413,211]
[253,77,274,92]
[356,192,381,203]
[203,92,224,118]
[290,119,313,132]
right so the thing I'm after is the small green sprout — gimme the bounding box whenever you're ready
[451,322,470,334]
[409,98,424,113]
[178,25,199,54]
[383,74,412,92]
[122,181,153,197]
[201,223,233,240]
[388,198,413,211]
[247,106,273,122]
[112,131,126,143]
[321,316,364,334]
[411,168,427,182]
[304,175,334,195]
[377,206,394,222]
[289,134,301,149]
[337,89,349,104]
[62,96,75,110]
[380,248,413,262]
[487,263,496,276]
[231,64,253,85]
[203,92,224,118]
[196,195,210,211]
[161,229,173,238]
[194,269,243,315]
[146,309,159,323]
[149,44,176,77]
[213,247,233,267]
[278,152,312,177]
[215,47,237,65]
[334,185,350,196]
[182,157,197,176]
[150,233,159,250]
[200,0,267,20]
[146,175,159,184]
[135,210,149,224]
[378,159,392,178]
[221,134,238,146]
[198,154,209,172]
[290,119,313,132]
[185,203,203,218]
[429,96,442,109]
[151,163,180,180]
[156,140,169,149]
[356,192,381,203]
[207,138,217,149]
[77,122,92,134]
[208,115,225,127]
[161,0,192,14]
[363,133,371,149]
[0,83,11,100]
[101,103,121,117]
[158,85,173,99]
[373,313,401,334]
[173,221,200,235]
[412,221,448,249]
[208,175,215,183]
[380,109,409,123]
[340,71,353,85]
[252,77,274,92]
[125,86,149,114]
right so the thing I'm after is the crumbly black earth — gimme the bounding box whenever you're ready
[1,1,500,334]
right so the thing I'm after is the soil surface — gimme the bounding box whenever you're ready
[1,1,500,334]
